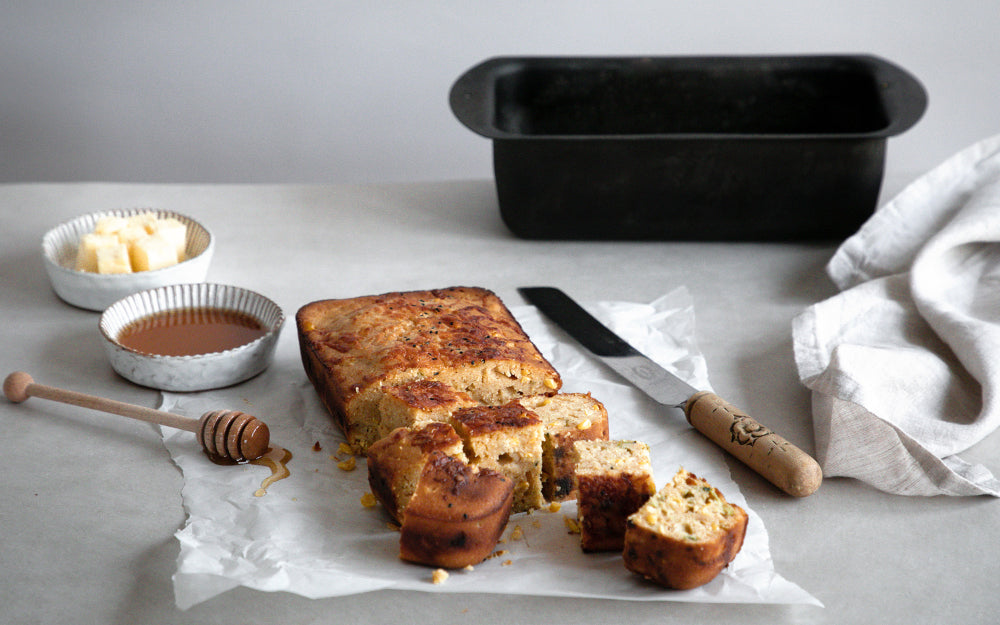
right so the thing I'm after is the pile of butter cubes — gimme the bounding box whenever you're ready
[75,213,188,274]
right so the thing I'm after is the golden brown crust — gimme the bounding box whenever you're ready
[376,380,479,441]
[296,287,561,451]
[450,402,541,437]
[386,379,475,412]
[399,452,514,569]
[622,469,749,589]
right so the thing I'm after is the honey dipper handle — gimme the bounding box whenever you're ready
[3,371,199,433]
[684,391,822,497]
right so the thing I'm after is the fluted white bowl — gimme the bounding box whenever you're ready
[99,283,284,392]
[42,208,214,311]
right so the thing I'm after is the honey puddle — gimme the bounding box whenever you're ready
[251,446,293,497]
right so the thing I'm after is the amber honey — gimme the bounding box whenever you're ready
[117,307,267,356]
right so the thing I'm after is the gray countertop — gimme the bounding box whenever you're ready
[3,179,997,624]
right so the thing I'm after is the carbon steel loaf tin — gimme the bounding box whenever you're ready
[449,55,927,241]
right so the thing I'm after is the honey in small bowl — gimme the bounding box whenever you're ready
[117,308,268,356]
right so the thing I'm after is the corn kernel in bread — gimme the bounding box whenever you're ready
[295,287,561,451]
[516,393,609,501]
[624,468,748,590]
[399,451,514,569]
[376,380,479,441]
[366,422,467,522]
[571,440,655,552]
[450,402,545,513]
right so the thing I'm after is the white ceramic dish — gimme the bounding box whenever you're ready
[99,283,284,392]
[42,208,214,311]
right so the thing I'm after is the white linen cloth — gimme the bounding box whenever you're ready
[793,134,1000,496]
[161,289,819,609]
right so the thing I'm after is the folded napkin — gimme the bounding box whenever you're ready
[793,134,1000,496]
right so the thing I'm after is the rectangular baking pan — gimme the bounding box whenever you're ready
[450,55,926,241]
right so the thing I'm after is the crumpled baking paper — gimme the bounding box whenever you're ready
[160,287,820,609]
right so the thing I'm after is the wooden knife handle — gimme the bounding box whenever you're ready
[684,391,822,497]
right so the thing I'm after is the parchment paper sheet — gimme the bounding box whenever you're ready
[160,288,820,609]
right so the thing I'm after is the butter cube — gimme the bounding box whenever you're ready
[129,234,178,271]
[92,216,128,235]
[74,233,120,272]
[150,217,187,260]
[95,242,133,274]
[116,224,150,248]
[127,213,160,234]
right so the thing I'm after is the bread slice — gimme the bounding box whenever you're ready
[623,467,748,590]
[516,393,609,501]
[570,440,655,552]
[450,402,545,513]
[376,380,479,441]
[296,287,562,451]
[365,422,467,522]
[399,451,514,569]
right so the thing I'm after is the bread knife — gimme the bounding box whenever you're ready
[518,286,822,497]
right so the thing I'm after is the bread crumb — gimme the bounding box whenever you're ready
[502,560,513,566]
[337,456,357,471]
[510,525,524,540]
[312,441,322,452]
[547,501,561,513]
[431,569,449,584]
[463,564,474,572]
[564,516,581,534]
[360,492,378,507]
[338,442,353,455]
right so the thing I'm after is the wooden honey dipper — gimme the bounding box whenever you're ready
[3,371,270,463]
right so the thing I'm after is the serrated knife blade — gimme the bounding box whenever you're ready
[519,286,821,497]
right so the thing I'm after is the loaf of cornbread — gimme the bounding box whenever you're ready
[623,467,748,590]
[399,451,514,569]
[516,393,609,501]
[450,402,545,513]
[365,422,467,522]
[570,439,656,552]
[296,287,562,452]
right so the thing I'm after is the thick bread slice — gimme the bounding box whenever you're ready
[571,440,655,552]
[623,468,748,590]
[399,451,514,569]
[376,380,479,441]
[296,287,562,451]
[516,393,609,501]
[450,402,545,513]
[365,422,467,523]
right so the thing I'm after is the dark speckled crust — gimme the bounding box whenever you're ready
[576,474,656,552]
[296,287,561,450]
[399,452,514,569]
[365,422,466,522]
[622,503,748,590]
[384,379,475,412]
[450,402,541,437]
